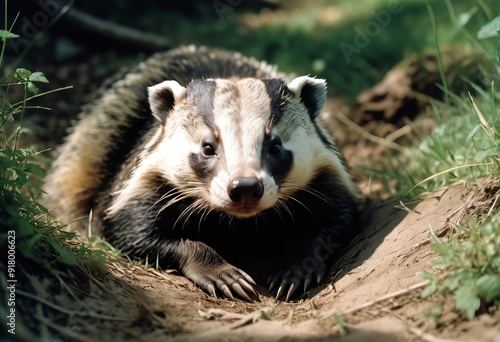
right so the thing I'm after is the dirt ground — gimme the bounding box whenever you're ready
[38,177,497,342]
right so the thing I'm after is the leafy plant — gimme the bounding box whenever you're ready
[415,11,500,321]
[422,214,500,319]
[477,14,500,40]
[1,5,116,339]
[0,61,86,268]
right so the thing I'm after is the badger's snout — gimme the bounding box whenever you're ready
[227,177,264,205]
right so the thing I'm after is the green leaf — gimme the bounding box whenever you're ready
[15,68,32,82]
[474,147,500,162]
[26,82,39,95]
[467,124,482,141]
[480,222,495,237]
[477,275,500,302]
[422,281,437,298]
[19,232,43,258]
[12,148,37,159]
[420,270,434,280]
[443,273,461,292]
[0,29,19,40]
[430,243,453,257]
[25,162,47,177]
[455,282,480,320]
[478,15,500,39]
[48,237,76,265]
[456,8,477,29]
[29,71,49,84]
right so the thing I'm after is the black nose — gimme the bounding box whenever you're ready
[227,177,264,204]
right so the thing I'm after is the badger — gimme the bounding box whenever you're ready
[44,45,359,301]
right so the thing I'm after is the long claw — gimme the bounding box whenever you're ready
[239,278,258,296]
[268,276,279,291]
[239,270,257,286]
[317,274,323,285]
[276,285,284,300]
[232,283,251,301]
[286,283,298,302]
[207,283,217,298]
[304,278,311,294]
[220,284,234,299]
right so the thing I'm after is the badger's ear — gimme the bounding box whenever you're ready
[148,80,187,122]
[287,76,327,120]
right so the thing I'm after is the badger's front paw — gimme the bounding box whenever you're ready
[267,260,327,302]
[183,263,258,301]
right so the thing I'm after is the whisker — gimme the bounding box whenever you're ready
[253,211,267,232]
[165,189,203,207]
[197,205,212,233]
[281,194,315,217]
[280,181,334,207]
[270,202,287,228]
[153,187,180,208]
[276,198,295,226]
[174,199,204,230]
[154,186,206,216]
[149,184,207,228]
[221,211,234,229]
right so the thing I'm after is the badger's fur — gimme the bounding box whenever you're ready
[44,46,359,301]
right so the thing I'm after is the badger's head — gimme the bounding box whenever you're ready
[142,76,354,220]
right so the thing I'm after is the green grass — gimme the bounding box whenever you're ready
[363,10,500,320]
[0,6,116,339]
[364,2,500,196]
[417,83,500,319]
[363,83,499,199]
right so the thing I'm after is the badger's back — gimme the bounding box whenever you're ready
[44,46,282,233]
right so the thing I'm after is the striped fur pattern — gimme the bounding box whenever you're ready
[44,46,359,301]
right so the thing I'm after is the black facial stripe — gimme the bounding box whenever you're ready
[262,137,293,185]
[187,79,215,128]
[263,78,293,126]
[189,152,212,181]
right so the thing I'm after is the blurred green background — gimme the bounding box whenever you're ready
[5,0,499,104]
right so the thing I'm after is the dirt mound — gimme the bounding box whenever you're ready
[48,179,498,341]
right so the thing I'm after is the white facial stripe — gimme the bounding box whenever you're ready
[207,79,281,216]
[236,79,270,174]
[211,79,271,177]
[211,80,241,173]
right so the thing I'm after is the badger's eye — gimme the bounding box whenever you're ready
[201,136,217,156]
[202,144,215,156]
[269,139,283,156]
